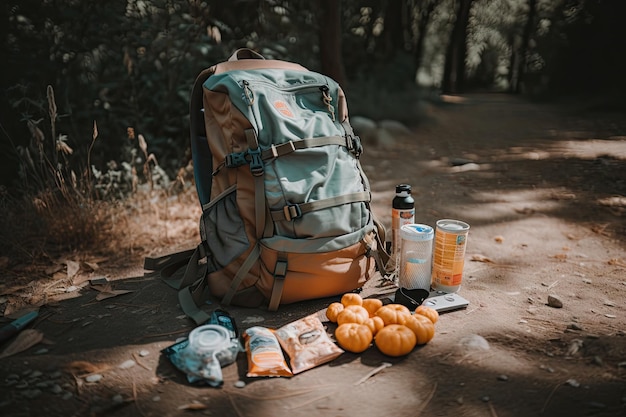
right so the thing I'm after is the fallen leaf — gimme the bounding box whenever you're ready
[65,360,110,376]
[0,329,44,359]
[66,260,80,279]
[608,258,626,267]
[44,264,64,275]
[550,253,568,260]
[95,289,133,301]
[470,254,494,263]
[178,403,208,411]
[81,261,99,272]
[493,236,504,243]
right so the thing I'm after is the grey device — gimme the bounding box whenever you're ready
[422,291,469,312]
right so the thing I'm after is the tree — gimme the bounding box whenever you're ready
[513,0,537,93]
[412,0,438,82]
[442,0,475,93]
[318,0,347,86]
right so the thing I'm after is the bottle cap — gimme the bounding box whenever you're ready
[396,184,411,194]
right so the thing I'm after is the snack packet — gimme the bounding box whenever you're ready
[243,326,293,378]
[275,314,344,374]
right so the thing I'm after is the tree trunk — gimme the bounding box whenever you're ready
[318,0,347,87]
[382,0,405,57]
[441,0,474,94]
[514,0,537,94]
[413,0,437,83]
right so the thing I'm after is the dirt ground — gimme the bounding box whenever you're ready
[1,93,625,417]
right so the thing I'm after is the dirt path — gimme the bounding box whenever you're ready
[1,94,624,417]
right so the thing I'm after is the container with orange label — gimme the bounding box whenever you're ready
[431,219,470,293]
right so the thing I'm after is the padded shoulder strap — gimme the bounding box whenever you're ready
[190,68,216,207]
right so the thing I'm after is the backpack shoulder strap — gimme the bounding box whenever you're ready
[190,67,216,206]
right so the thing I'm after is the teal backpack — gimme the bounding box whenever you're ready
[145,49,388,324]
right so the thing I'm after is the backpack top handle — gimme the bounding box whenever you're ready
[228,48,266,62]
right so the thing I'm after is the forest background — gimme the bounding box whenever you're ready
[1,0,624,266]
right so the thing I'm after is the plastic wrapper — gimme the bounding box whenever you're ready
[162,309,241,386]
[243,326,293,378]
[275,314,343,374]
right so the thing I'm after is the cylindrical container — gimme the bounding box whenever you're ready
[399,224,434,290]
[431,219,470,293]
[186,324,237,367]
[389,184,415,276]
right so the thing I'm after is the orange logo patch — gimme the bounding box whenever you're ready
[273,100,294,118]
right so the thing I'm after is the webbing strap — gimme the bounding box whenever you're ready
[262,136,346,159]
[178,277,211,325]
[225,136,347,169]
[267,254,288,312]
[244,129,266,240]
[221,244,260,306]
[270,191,371,222]
[143,249,196,286]
[144,246,212,325]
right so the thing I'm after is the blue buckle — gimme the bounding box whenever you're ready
[248,147,264,176]
[225,152,247,168]
[283,204,302,221]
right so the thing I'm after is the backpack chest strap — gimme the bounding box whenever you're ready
[270,191,371,222]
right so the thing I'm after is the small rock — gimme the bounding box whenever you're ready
[566,339,584,356]
[112,394,124,404]
[591,356,603,366]
[242,316,265,324]
[139,350,150,357]
[29,371,43,379]
[547,295,563,308]
[458,334,490,352]
[567,323,583,331]
[481,396,491,402]
[565,379,580,388]
[497,374,509,381]
[51,384,63,394]
[234,380,246,388]
[456,396,464,405]
[152,395,161,402]
[21,389,42,399]
[85,374,103,383]
[582,278,592,284]
[118,360,136,369]
[49,371,62,379]
[62,392,73,400]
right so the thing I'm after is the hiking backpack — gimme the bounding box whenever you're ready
[145,49,388,324]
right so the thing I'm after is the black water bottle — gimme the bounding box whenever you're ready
[390,184,415,275]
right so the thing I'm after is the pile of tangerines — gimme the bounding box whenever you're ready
[325,293,438,357]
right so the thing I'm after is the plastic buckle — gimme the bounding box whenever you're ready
[348,135,363,158]
[274,259,288,279]
[225,152,247,168]
[247,147,264,176]
[282,204,302,221]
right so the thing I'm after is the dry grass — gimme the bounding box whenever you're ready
[0,85,201,315]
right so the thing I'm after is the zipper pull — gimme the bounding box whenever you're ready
[320,86,335,121]
[242,80,254,105]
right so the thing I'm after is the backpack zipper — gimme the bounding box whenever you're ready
[240,79,337,121]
